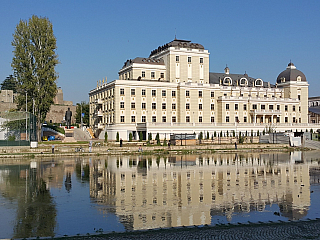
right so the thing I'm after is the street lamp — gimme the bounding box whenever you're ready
[26,91,28,140]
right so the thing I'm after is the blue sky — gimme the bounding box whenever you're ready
[1,0,319,104]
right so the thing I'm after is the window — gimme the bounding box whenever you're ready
[285,105,288,111]
[160,73,164,79]
[120,88,124,95]
[188,57,191,63]
[142,103,146,109]
[285,117,288,123]
[186,116,190,122]
[198,91,202,97]
[200,58,203,64]
[211,116,215,123]
[176,56,179,62]
[142,71,145,78]
[277,117,280,123]
[152,90,156,97]
[235,104,238,110]
[162,116,166,122]
[253,104,257,110]
[120,102,124,109]
[243,104,247,110]
[162,90,166,97]
[293,117,296,123]
[131,102,135,109]
[186,90,190,97]
[172,103,176,110]
[226,116,230,122]
[299,106,301,112]
[121,116,125,122]
[244,116,247,123]
[261,105,265,110]
[226,104,229,110]
[162,103,166,110]
[211,104,214,110]
[277,105,280,111]
[142,89,146,96]
[298,95,301,100]
[199,104,202,110]
[142,116,146,122]
[269,105,273,110]
[293,105,296,111]
[211,91,214,98]
[152,116,156,122]
[131,116,135,123]
[235,116,239,123]
[186,103,190,110]
[151,72,155,79]
[172,116,176,122]
[152,103,156,110]
[199,116,202,122]
[131,89,135,96]
[172,91,176,97]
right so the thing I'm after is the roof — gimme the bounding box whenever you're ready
[149,39,204,57]
[122,57,165,69]
[209,72,274,88]
[276,62,306,83]
[309,107,320,115]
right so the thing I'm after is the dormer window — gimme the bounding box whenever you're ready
[223,77,232,85]
[281,77,285,83]
[297,76,301,81]
[240,78,248,86]
[255,79,263,87]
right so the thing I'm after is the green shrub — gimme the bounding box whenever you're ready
[129,133,133,142]
[104,132,108,142]
[155,133,160,145]
[139,131,143,142]
[8,135,15,141]
[116,132,119,142]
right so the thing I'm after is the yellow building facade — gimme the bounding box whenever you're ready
[89,39,312,140]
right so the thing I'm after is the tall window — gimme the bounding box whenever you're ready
[211,91,214,98]
[152,103,156,109]
[120,88,124,95]
[226,104,229,110]
[293,105,296,111]
[142,89,146,96]
[120,102,124,109]
[253,104,257,110]
[152,90,156,97]
[142,71,145,78]
[243,104,247,110]
[186,116,190,122]
[199,91,202,98]
[160,73,164,79]
[269,105,273,110]
[172,116,176,122]
[199,116,202,122]
[162,103,166,110]
[188,57,191,63]
[211,116,215,123]
[186,90,190,97]
[235,104,238,110]
[142,103,146,109]
[244,116,247,122]
[142,116,146,122]
[186,103,190,110]
[211,104,214,110]
[151,72,155,79]
[131,89,135,96]
[277,105,280,111]
[176,56,179,62]
[131,116,135,123]
[261,105,265,110]
[285,105,288,111]
[200,58,203,64]
[172,91,176,97]
[131,102,135,109]
[226,116,230,122]
[199,104,202,110]
[120,116,125,122]
[162,90,166,97]
[152,116,156,122]
[172,103,176,110]
[162,116,166,122]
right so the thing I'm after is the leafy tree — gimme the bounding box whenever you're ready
[155,133,160,145]
[75,102,89,125]
[199,132,203,140]
[11,15,59,141]
[129,132,133,142]
[1,75,17,93]
[104,132,108,143]
[163,137,167,146]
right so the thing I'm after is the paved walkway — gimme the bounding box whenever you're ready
[55,219,320,240]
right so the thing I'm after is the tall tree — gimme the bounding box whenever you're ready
[11,15,59,141]
[75,102,89,126]
[1,75,17,93]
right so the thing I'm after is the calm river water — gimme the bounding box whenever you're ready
[1,151,320,238]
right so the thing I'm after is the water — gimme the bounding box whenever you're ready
[1,151,320,238]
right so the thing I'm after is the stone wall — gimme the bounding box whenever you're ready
[46,105,77,124]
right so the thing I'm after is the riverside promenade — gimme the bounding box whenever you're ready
[55,219,320,240]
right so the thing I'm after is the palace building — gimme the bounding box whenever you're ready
[89,39,311,141]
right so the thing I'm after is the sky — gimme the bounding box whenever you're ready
[1,0,320,104]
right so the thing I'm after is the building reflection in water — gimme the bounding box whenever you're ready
[89,152,313,231]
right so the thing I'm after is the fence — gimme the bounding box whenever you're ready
[0,111,37,146]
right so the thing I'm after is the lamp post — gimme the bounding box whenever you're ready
[26,91,28,140]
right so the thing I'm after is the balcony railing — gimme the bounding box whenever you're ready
[250,109,281,115]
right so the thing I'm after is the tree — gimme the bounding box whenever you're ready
[129,132,133,142]
[116,132,119,142]
[75,102,89,125]
[11,15,59,141]
[1,75,17,93]
[155,133,160,145]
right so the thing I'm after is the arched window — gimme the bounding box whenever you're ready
[223,77,232,85]
[255,78,263,87]
[240,78,248,86]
